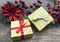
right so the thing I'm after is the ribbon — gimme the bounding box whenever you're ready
[11,20,31,40]
[33,18,48,22]
[33,14,48,22]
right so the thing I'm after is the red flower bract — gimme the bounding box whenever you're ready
[1,2,23,22]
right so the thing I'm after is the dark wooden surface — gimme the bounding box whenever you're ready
[0,0,60,42]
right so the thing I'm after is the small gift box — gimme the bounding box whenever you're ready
[11,19,33,40]
[28,6,53,31]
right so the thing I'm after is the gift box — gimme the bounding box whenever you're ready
[11,19,33,40]
[28,6,53,31]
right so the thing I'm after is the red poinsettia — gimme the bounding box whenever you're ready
[1,2,23,22]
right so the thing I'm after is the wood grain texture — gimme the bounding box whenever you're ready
[0,0,60,42]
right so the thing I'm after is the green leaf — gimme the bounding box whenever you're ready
[23,16,28,19]
[3,18,7,24]
[53,0,56,5]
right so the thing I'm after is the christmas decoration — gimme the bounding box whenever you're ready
[1,0,42,23]
[1,2,24,22]
[28,6,53,31]
[11,19,33,40]
[46,0,60,23]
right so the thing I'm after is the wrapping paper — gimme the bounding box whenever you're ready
[11,19,33,40]
[28,6,53,31]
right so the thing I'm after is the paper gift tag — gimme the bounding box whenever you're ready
[28,6,53,31]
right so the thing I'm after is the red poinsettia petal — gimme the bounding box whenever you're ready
[15,7,21,12]
[8,3,14,10]
[2,3,7,7]
[1,5,5,9]
[1,3,11,11]
[15,13,20,16]
[2,2,14,11]
[15,6,22,16]
[4,4,9,9]
[19,14,24,19]
[13,16,18,20]
[2,13,10,16]
[2,12,10,16]
[16,10,21,13]
[7,16,12,21]
[1,5,8,10]
[15,11,23,16]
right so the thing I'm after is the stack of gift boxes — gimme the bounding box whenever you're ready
[1,0,54,41]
